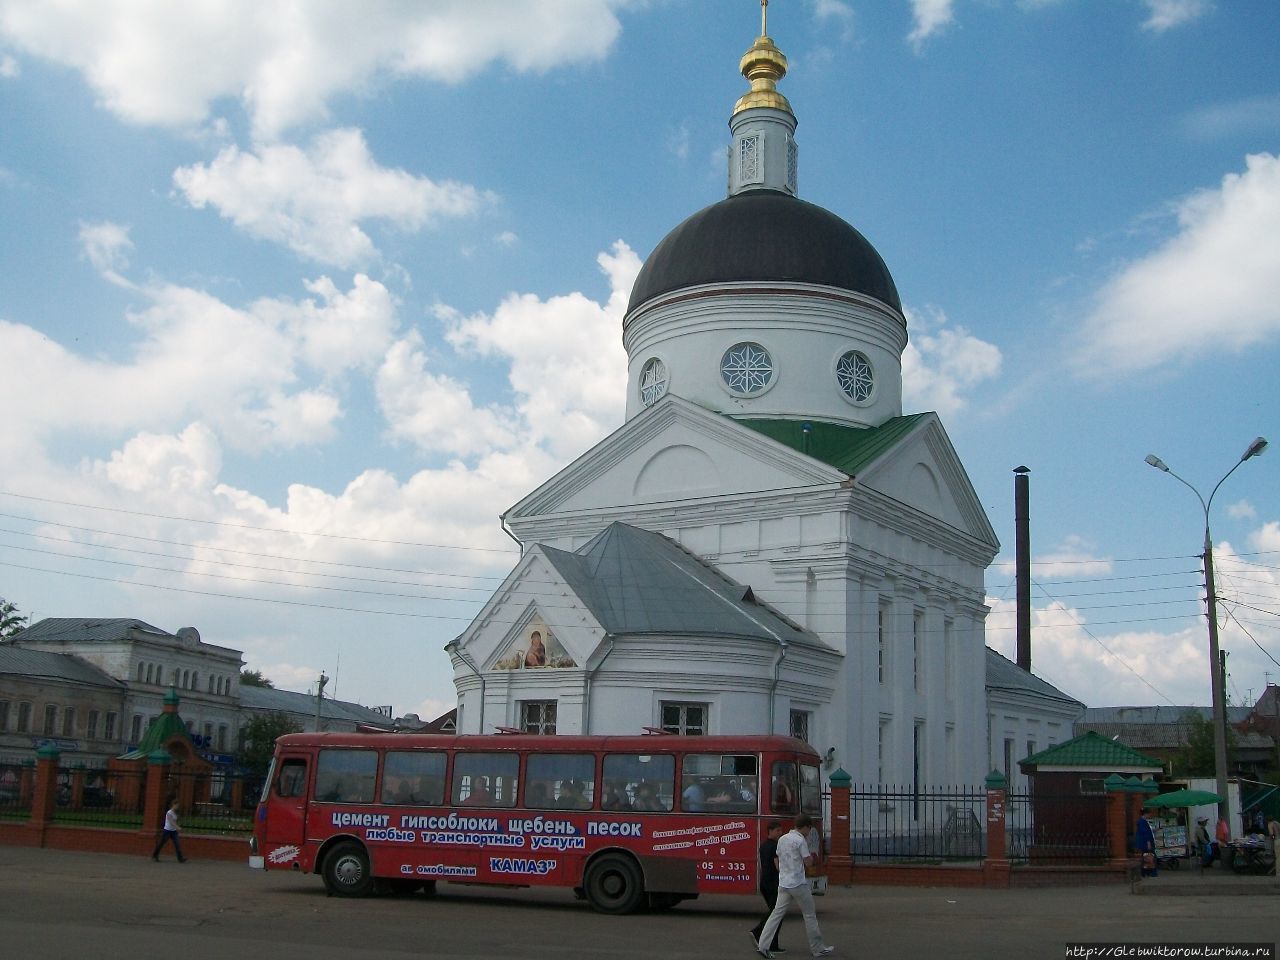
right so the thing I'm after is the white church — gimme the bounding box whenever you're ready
[448,11,1081,788]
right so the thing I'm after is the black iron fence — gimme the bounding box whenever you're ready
[1005,791,1109,865]
[53,766,146,828]
[835,785,1114,866]
[0,762,31,820]
[847,784,988,862]
[163,769,255,834]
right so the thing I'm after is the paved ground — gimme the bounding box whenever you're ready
[3,846,1276,960]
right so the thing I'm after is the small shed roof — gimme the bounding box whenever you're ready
[1020,731,1162,772]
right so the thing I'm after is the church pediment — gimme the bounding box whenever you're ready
[453,549,605,673]
[853,414,998,549]
[506,396,846,522]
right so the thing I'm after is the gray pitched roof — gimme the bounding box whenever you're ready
[0,646,126,688]
[7,617,169,644]
[539,522,822,647]
[984,647,1082,707]
[1080,705,1252,725]
[238,683,394,726]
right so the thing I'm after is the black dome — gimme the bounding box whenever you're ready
[626,189,901,315]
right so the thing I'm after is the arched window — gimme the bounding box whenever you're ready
[145,664,154,684]
[137,663,145,683]
[191,671,198,691]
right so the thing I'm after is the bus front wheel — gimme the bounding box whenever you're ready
[322,841,374,898]
[584,855,644,914]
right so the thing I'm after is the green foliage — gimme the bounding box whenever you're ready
[239,668,274,688]
[0,598,29,639]
[237,711,301,777]
[1173,710,1238,777]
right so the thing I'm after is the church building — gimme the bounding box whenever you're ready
[448,8,1078,787]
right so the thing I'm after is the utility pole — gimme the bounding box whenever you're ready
[314,672,328,733]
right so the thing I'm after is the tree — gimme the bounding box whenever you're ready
[239,668,274,688]
[0,599,29,639]
[1174,710,1239,777]
[237,711,301,778]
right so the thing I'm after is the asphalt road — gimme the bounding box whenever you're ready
[2,846,1275,960]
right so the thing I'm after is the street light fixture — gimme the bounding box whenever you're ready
[1144,437,1268,822]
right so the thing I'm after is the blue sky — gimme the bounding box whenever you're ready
[0,0,1277,721]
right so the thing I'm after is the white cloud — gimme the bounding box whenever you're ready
[92,423,223,496]
[445,240,639,459]
[0,53,17,77]
[1226,499,1257,521]
[1075,153,1280,375]
[1182,94,1280,141]
[810,0,854,42]
[0,270,396,453]
[494,231,519,248]
[78,220,134,287]
[0,1,627,138]
[901,306,1002,416]
[995,535,1114,580]
[412,697,456,723]
[173,129,493,268]
[666,123,690,161]
[986,523,1280,707]
[907,0,955,49]
[375,333,517,457]
[1141,0,1211,33]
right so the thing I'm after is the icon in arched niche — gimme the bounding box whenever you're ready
[494,620,575,669]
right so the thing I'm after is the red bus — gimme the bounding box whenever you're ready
[250,731,825,913]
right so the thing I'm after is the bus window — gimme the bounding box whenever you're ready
[525,754,595,810]
[800,763,822,817]
[277,758,308,798]
[452,752,518,807]
[681,754,758,813]
[315,749,378,804]
[382,751,446,805]
[771,760,798,814]
[603,754,674,811]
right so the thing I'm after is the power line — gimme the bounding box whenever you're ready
[1220,605,1280,671]
[1031,577,1177,705]
[0,490,519,555]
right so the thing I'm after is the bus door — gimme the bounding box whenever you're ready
[263,753,310,858]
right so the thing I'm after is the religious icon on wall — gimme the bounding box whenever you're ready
[524,630,547,667]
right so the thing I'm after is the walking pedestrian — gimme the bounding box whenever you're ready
[152,798,187,863]
[1134,807,1157,877]
[749,820,786,954]
[754,813,833,958]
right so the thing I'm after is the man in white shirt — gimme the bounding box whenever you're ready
[753,813,834,958]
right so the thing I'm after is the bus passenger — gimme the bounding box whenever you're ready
[602,781,632,811]
[682,780,707,812]
[463,776,492,806]
[633,782,663,811]
[526,781,550,808]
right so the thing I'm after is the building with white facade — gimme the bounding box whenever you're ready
[449,13,1082,787]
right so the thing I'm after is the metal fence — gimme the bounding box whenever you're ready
[847,784,988,861]
[164,769,255,834]
[1006,791,1109,865]
[53,766,146,828]
[0,762,31,820]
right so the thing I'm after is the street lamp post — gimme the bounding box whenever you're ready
[1144,437,1268,823]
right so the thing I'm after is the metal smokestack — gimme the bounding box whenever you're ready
[1014,466,1031,672]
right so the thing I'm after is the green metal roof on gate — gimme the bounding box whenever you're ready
[1020,731,1162,771]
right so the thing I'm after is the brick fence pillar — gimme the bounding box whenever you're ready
[1104,774,1130,862]
[69,767,86,810]
[826,767,852,884]
[229,776,245,812]
[17,759,35,807]
[141,749,172,841]
[29,744,60,846]
[982,770,1011,888]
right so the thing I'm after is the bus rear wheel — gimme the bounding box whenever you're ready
[584,855,644,914]
[322,841,374,898]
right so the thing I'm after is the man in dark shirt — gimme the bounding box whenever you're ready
[750,820,787,953]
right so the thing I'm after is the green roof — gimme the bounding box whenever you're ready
[117,687,198,761]
[737,414,930,476]
[1020,731,1162,770]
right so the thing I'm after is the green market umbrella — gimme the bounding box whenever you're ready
[1147,788,1223,808]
